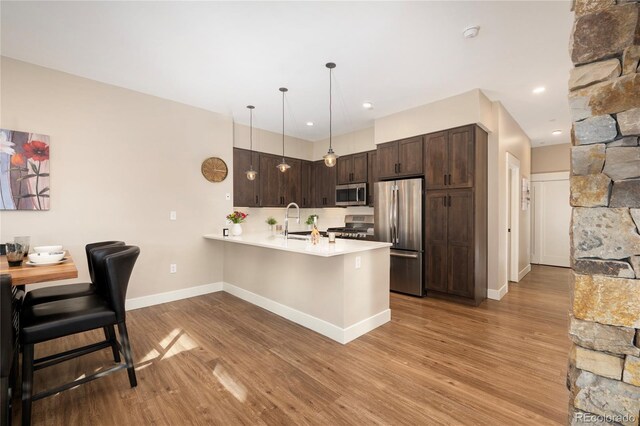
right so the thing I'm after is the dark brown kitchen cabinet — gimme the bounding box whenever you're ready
[300,161,312,208]
[425,125,474,190]
[258,154,301,207]
[424,125,487,306]
[337,153,368,184]
[312,160,336,207]
[259,154,283,207]
[233,148,260,207]
[376,136,423,180]
[367,150,377,206]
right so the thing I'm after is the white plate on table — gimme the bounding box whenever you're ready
[25,257,68,266]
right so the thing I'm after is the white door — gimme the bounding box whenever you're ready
[531,173,570,267]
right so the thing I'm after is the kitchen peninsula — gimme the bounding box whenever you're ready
[204,233,391,343]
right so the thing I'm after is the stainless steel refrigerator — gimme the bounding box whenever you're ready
[374,178,424,296]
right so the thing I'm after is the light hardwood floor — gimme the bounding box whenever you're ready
[17,265,571,425]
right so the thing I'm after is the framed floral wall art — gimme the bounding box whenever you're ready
[0,129,50,210]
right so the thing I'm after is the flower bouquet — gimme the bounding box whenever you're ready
[226,211,248,224]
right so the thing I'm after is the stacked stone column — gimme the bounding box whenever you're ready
[568,1,640,425]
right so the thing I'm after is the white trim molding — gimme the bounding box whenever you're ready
[125,282,224,311]
[531,171,569,182]
[124,281,391,344]
[506,152,521,284]
[223,282,390,344]
[487,283,509,301]
[518,264,532,281]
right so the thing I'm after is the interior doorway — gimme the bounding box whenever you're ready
[506,153,520,283]
[531,172,571,267]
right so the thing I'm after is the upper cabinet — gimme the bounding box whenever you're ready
[367,150,377,206]
[312,161,336,207]
[300,161,313,208]
[258,154,302,207]
[425,125,474,190]
[233,148,260,207]
[376,136,424,180]
[337,153,368,184]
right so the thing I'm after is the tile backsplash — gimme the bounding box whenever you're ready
[231,206,374,234]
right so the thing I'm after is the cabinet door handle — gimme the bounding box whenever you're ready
[255,195,258,204]
[442,196,446,207]
[303,197,306,205]
[444,174,447,185]
[448,174,452,185]
[398,163,401,173]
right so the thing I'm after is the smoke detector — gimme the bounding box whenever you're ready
[463,25,480,39]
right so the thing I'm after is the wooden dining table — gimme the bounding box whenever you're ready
[0,253,78,286]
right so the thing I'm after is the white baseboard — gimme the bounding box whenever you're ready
[123,281,390,344]
[223,282,390,344]
[487,283,508,301]
[125,282,223,311]
[518,264,532,281]
[343,309,391,344]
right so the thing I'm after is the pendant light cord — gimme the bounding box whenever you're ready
[249,107,253,168]
[282,89,285,161]
[329,66,332,151]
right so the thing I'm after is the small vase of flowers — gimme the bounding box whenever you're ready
[266,217,277,235]
[226,211,248,236]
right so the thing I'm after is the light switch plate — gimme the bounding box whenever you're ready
[170,211,177,221]
[170,264,177,274]
[225,193,231,201]
[355,256,361,269]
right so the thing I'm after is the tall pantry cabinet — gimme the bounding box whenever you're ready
[424,125,487,305]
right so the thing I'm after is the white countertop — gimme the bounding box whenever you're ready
[203,232,391,257]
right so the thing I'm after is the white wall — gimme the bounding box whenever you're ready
[0,58,233,298]
[493,102,532,293]
[374,89,494,144]
[234,122,313,161]
[312,127,375,160]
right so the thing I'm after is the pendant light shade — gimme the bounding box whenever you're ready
[277,87,290,173]
[245,105,258,181]
[323,62,338,167]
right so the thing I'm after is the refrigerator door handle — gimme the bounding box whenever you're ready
[389,186,394,245]
[390,251,419,259]
[392,186,397,244]
[394,185,400,244]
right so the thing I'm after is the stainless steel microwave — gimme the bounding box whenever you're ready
[335,183,367,206]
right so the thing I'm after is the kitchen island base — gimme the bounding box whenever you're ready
[206,234,391,344]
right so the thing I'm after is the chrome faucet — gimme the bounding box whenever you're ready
[284,202,300,238]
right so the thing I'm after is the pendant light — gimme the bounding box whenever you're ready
[323,62,337,167]
[245,105,257,181]
[277,87,291,172]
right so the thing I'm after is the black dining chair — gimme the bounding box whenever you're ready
[22,241,126,365]
[23,241,125,306]
[19,245,140,426]
[1,274,23,426]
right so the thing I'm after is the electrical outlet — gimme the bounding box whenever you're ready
[225,193,231,201]
[170,211,177,221]
[170,264,177,274]
[355,256,361,269]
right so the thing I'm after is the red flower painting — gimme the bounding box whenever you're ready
[0,130,50,211]
[23,140,50,161]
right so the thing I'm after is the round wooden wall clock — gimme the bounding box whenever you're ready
[201,157,228,182]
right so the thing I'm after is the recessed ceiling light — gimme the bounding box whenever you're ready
[362,102,373,109]
[532,86,546,94]
[306,122,314,126]
[463,25,480,39]
[552,130,562,135]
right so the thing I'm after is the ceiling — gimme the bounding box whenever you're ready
[0,1,574,147]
